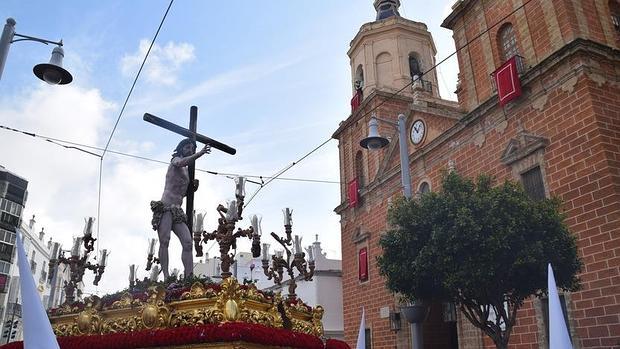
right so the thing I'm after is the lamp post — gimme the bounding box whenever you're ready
[0,18,73,84]
[360,113,426,349]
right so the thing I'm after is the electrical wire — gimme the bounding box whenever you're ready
[0,124,340,185]
[96,0,175,251]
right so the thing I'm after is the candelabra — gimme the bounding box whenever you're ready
[49,217,108,304]
[145,237,159,272]
[195,177,261,278]
[262,208,315,300]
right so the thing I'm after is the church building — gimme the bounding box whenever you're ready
[333,0,619,348]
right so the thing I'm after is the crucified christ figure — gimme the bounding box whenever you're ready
[150,138,210,279]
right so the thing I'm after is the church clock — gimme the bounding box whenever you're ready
[410,119,426,145]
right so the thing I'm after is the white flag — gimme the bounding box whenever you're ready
[16,231,60,349]
[548,263,572,349]
[356,308,366,349]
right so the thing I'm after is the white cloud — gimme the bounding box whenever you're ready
[120,40,195,86]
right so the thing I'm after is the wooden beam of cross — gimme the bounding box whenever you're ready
[143,106,236,234]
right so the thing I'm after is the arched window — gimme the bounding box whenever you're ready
[355,151,365,187]
[610,0,620,33]
[418,181,430,195]
[498,23,519,62]
[355,65,364,90]
[409,54,422,79]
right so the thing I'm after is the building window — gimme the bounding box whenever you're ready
[364,328,372,349]
[541,295,571,342]
[358,247,369,282]
[0,243,13,263]
[498,23,518,62]
[611,0,620,33]
[0,274,8,293]
[418,181,431,195]
[521,166,546,200]
[409,54,422,79]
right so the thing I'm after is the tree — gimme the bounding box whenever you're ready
[377,172,582,349]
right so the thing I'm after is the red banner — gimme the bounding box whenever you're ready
[493,56,522,106]
[348,178,359,208]
[350,90,362,113]
[358,247,368,281]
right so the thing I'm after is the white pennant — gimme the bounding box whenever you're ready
[16,231,60,349]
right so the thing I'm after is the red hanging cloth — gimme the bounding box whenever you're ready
[493,56,522,107]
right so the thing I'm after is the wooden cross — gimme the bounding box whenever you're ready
[143,106,236,233]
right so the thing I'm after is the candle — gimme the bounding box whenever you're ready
[294,235,302,254]
[262,243,270,261]
[225,200,238,221]
[235,176,245,197]
[100,249,108,266]
[148,238,157,255]
[283,208,293,226]
[71,237,81,257]
[195,212,205,232]
[129,264,135,282]
[50,242,60,260]
[276,250,284,258]
[251,215,261,235]
[307,246,314,261]
[150,265,160,281]
[83,217,94,238]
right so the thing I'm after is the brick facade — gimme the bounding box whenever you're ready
[334,1,620,348]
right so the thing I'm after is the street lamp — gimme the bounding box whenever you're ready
[0,18,73,84]
[360,113,413,199]
[360,112,427,349]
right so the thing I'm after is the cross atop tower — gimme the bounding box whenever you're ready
[374,0,400,20]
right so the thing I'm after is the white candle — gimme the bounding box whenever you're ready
[283,208,293,226]
[51,242,60,260]
[129,264,135,282]
[148,238,157,255]
[262,243,270,260]
[226,200,238,221]
[71,237,81,257]
[151,265,160,281]
[294,235,302,254]
[276,250,283,258]
[251,215,261,235]
[100,249,108,266]
[235,176,245,197]
[307,246,314,261]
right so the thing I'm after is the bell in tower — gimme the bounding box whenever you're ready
[374,0,400,20]
[348,1,441,101]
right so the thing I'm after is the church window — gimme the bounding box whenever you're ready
[418,181,430,195]
[498,23,519,62]
[409,54,422,79]
[355,151,365,188]
[355,64,364,90]
[520,166,546,200]
[541,295,571,342]
[358,246,369,282]
[610,0,620,33]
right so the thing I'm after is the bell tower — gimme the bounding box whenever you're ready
[349,1,441,100]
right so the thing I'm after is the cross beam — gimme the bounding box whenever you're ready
[143,107,236,234]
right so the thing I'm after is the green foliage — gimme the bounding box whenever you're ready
[377,171,582,348]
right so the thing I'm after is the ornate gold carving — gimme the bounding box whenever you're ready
[76,296,102,335]
[108,292,140,310]
[181,282,217,300]
[139,286,171,329]
[50,277,313,337]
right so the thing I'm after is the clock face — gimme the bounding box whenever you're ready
[410,119,426,145]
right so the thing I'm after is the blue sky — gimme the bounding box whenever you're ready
[0,1,458,295]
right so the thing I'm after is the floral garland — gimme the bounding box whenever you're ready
[0,322,350,349]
